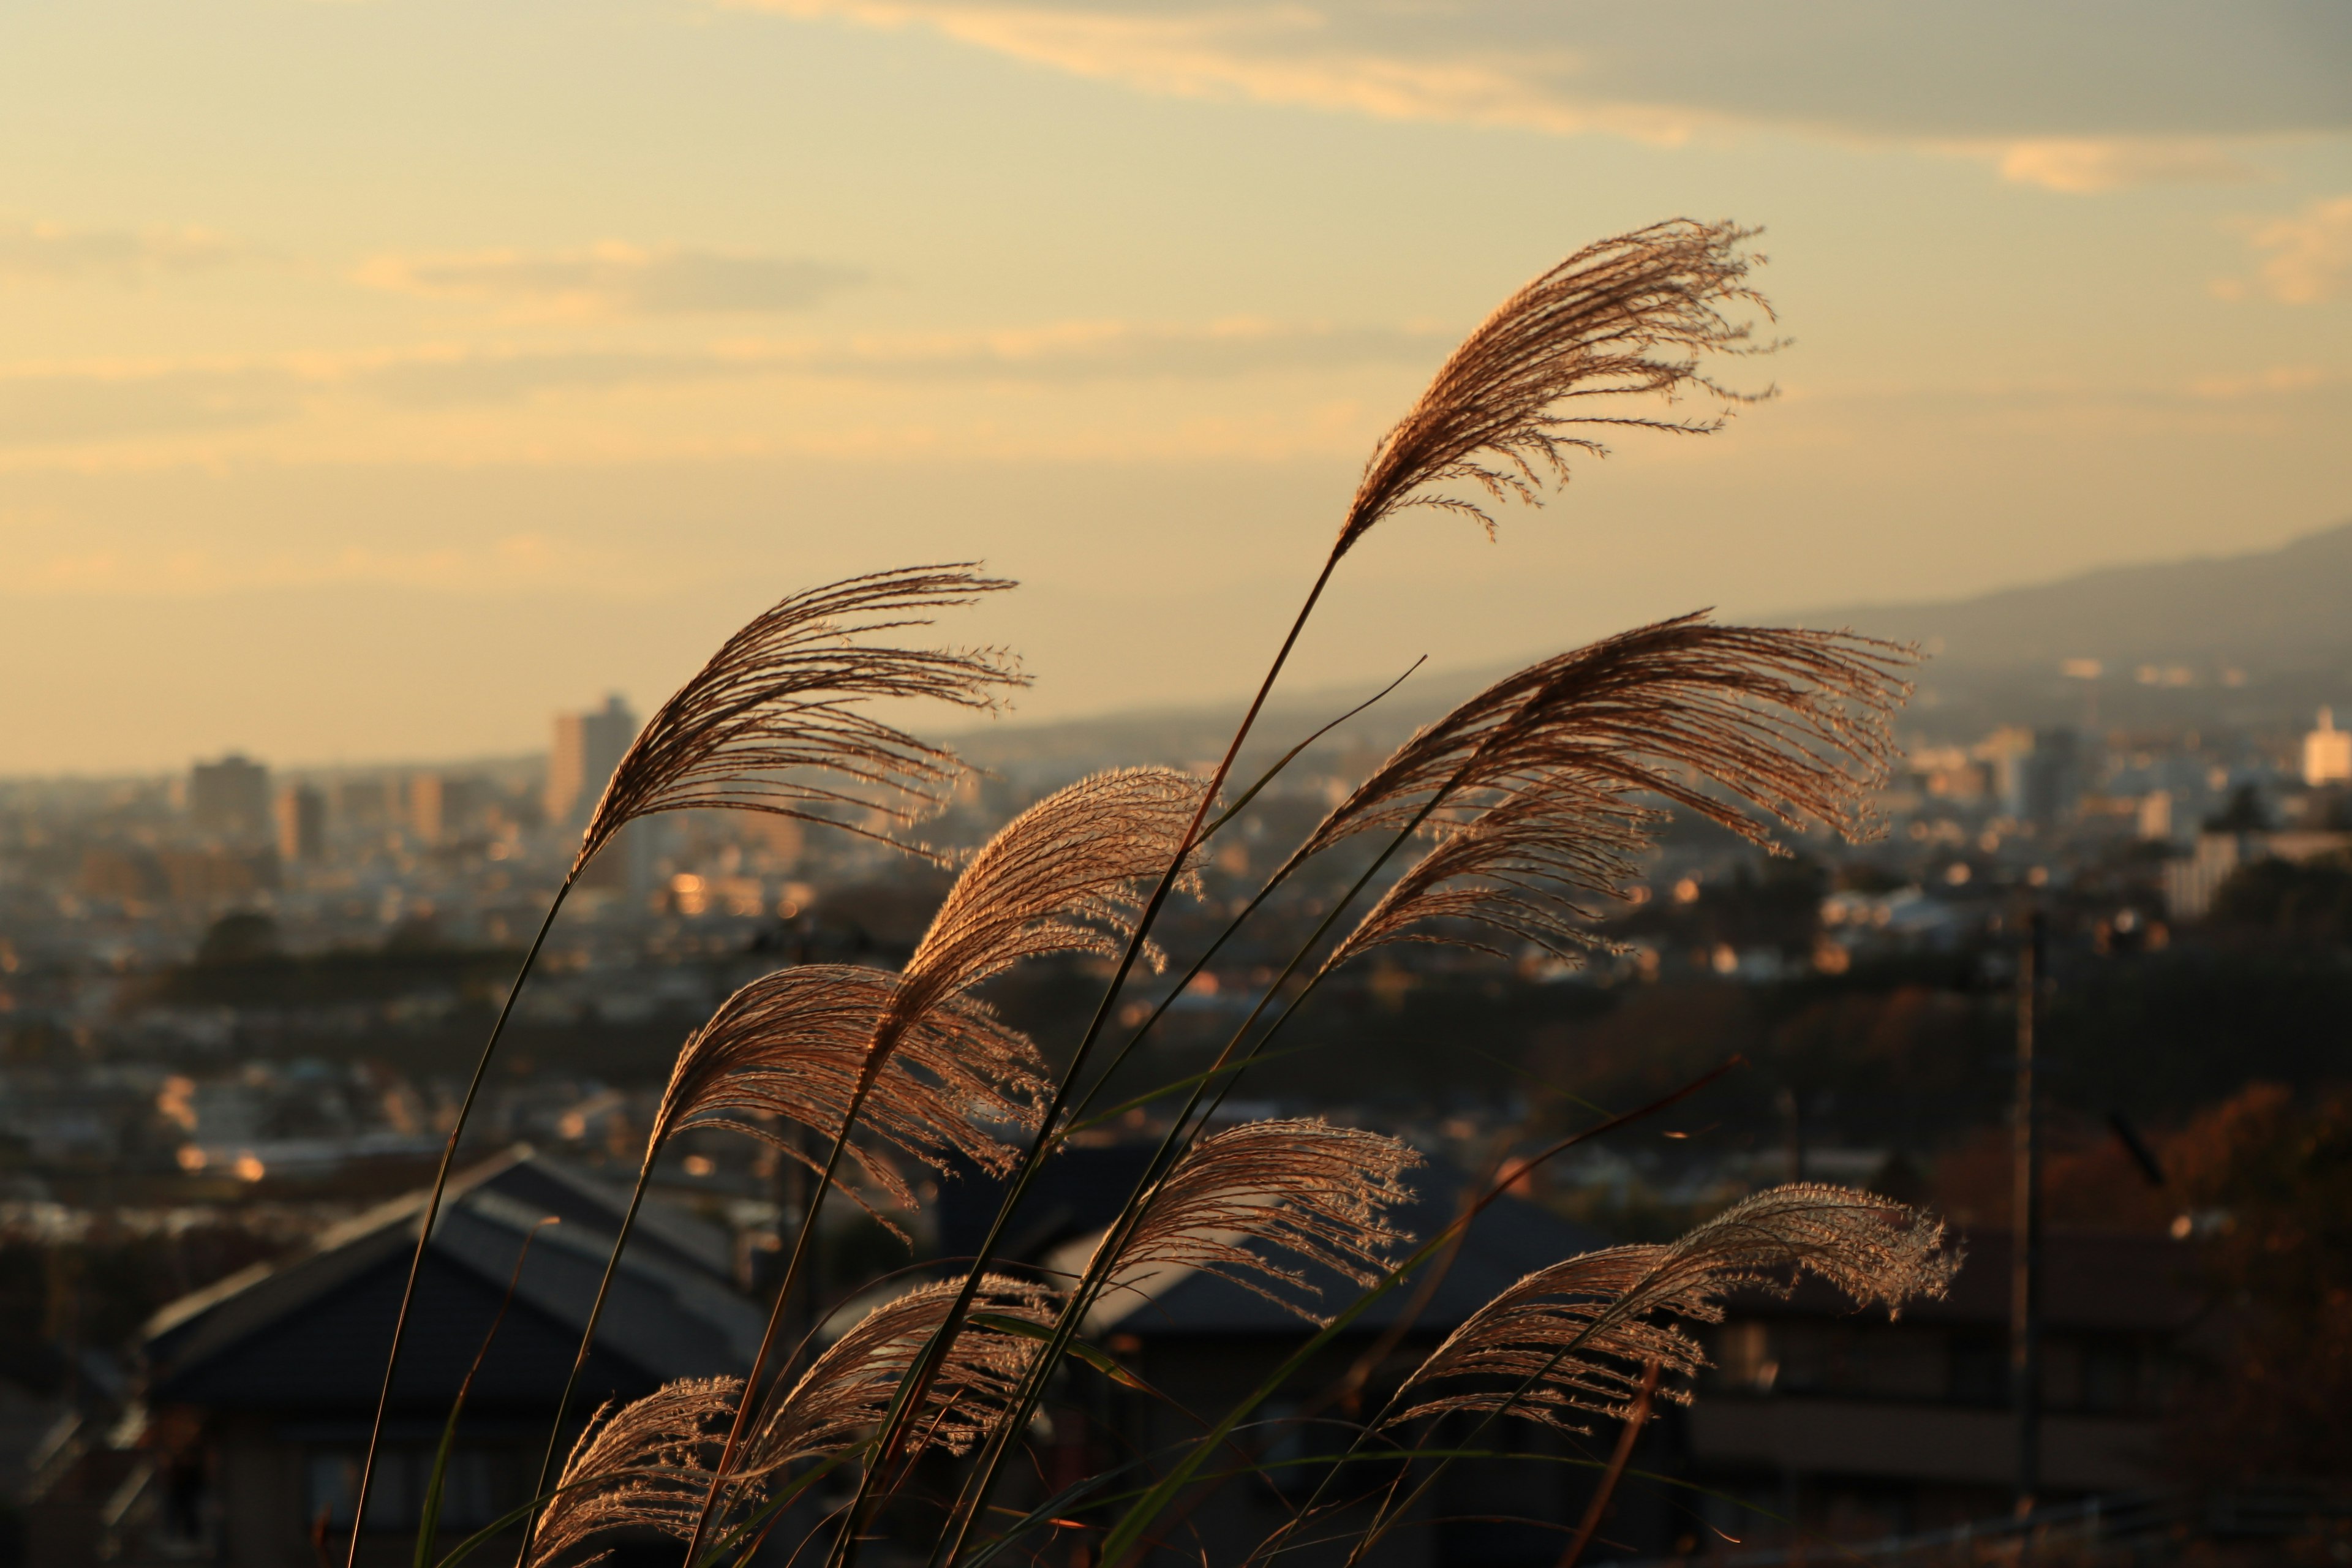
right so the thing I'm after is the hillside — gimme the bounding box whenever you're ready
[1785,519,2352,675]
[954,519,2352,772]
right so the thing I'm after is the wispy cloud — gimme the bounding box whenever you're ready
[744,0,2349,183]
[2215,196,2352,304]
[0,217,236,284]
[353,242,868,317]
[1991,138,2264,194]
[0,318,1450,447]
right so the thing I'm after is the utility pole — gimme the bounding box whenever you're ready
[2011,906,2045,1517]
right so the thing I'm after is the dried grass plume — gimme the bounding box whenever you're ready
[742,1276,1057,1474]
[1095,1119,1420,1324]
[1333,219,1770,563]
[650,965,1044,1232]
[892,766,1208,1027]
[577,564,1025,873]
[1386,1184,1955,1432]
[526,1376,739,1566]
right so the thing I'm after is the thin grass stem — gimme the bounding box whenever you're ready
[939,729,1494,1568]
[351,876,574,1568]
[520,1161,657,1558]
[813,555,1344,1568]
[680,1080,875,1566]
[1558,1358,1660,1568]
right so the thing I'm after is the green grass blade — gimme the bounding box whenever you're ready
[412,1217,554,1568]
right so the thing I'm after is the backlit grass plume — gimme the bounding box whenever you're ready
[654,964,1045,1230]
[1331,219,1768,564]
[889,766,1208,1025]
[1385,1184,1956,1431]
[1321,789,1649,973]
[684,767,1210,1563]
[742,1275,1057,1476]
[1283,615,1910,883]
[1090,1119,1421,1324]
[576,564,1025,873]
[525,1377,738,1567]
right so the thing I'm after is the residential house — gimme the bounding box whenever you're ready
[62,1148,763,1567]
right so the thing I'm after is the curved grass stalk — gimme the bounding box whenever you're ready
[350,876,574,1568]
[677,1014,938,1568]
[935,712,1528,1567]
[800,221,1775,1568]
[519,1160,657,1553]
[807,552,1347,1568]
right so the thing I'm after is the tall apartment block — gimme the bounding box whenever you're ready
[189,754,272,840]
[546,695,639,826]
[274,784,327,863]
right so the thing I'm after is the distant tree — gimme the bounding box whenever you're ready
[2208,853,2352,943]
[2203,782,2272,834]
[195,909,279,965]
[2165,1082,2352,1485]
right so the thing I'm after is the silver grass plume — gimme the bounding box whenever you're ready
[526,1377,739,1566]
[1292,617,1908,969]
[1321,787,1651,973]
[1289,615,1910,870]
[741,1276,1057,1476]
[680,767,1210,1551]
[576,565,1025,875]
[650,965,1046,1236]
[888,766,1208,1033]
[1384,1184,1955,1432]
[1332,220,1768,564]
[1093,1120,1420,1325]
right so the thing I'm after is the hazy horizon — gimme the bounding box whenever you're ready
[4,0,2346,774]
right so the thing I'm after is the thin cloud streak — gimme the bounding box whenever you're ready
[744,0,2349,186]
[2238,196,2352,305]
[353,242,869,318]
[0,217,238,284]
[0,319,1455,446]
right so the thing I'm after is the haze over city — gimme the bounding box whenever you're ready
[4,1,2349,772]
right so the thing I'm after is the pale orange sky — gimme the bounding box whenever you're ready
[2,1,2347,773]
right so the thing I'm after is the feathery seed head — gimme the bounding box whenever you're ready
[526,1377,740,1566]
[576,565,1025,876]
[652,965,1045,1234]
[1297,616,1911,971]
[1387,1184,1953,1432]
[743,1275,1057,1474]
[891,766,1209,1030]
[1097,1119,1420,1325]
[1335,220,1770,563]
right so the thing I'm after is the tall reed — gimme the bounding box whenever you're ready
[350,567,1022,1562]
[381,219,1956,1568]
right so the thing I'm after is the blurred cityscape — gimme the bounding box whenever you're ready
[4,592,2351,1558]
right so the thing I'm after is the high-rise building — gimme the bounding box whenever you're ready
[547,695,639,826]
[189,754,271,840]
[2304,707,2352,787]
[334,775,397,831]
[409,772,491,845]
[2010,728,2086,827]
[274,784,326,863]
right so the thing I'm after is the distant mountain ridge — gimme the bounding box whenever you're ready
[954,520,2352,771]
[1782,519,2352,674]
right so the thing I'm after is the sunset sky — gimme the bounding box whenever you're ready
[3,0,2348,773]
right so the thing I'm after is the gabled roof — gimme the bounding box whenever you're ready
[141,1147,762,1419]
[1073,1158,1611,1340]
